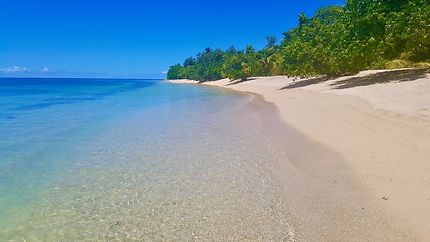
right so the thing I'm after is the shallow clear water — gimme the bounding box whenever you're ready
[0,78,294,240]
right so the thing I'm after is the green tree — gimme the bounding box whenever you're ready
[221,54,248,80]
[168,0,430,81]
[166,64,183,79]
[265,35,277,48]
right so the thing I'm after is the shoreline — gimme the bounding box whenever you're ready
[168,69,430,240]
[242,93,406,241]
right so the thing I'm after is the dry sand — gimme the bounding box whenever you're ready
[168,69,430,241]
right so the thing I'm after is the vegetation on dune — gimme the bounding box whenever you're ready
[167,0,430,81]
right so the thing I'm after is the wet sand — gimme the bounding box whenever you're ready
[228,92,411,241]
[169,69,430,240]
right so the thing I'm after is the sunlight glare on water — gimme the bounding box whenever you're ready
[0,78,294,240]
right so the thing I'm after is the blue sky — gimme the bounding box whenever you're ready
[0,0,345,78]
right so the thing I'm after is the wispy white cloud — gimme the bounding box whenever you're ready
[0,66,29,73]
[0,66,55,76]
[0,66,160,78]
[40,66,50,73]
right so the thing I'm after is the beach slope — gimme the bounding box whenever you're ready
[170,69,430,240]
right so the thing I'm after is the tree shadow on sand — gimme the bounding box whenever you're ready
[280,76,330,90]
[225,78,257,86]
[279,69,429,90]
[330,69,429,89]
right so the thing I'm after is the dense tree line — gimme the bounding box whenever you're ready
[167,0,430,81]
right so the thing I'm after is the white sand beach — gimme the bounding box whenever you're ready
[169,69,430,240]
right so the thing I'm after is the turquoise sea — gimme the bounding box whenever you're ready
[0,78,294,240]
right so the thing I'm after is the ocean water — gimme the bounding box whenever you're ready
[0,78,294,240]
